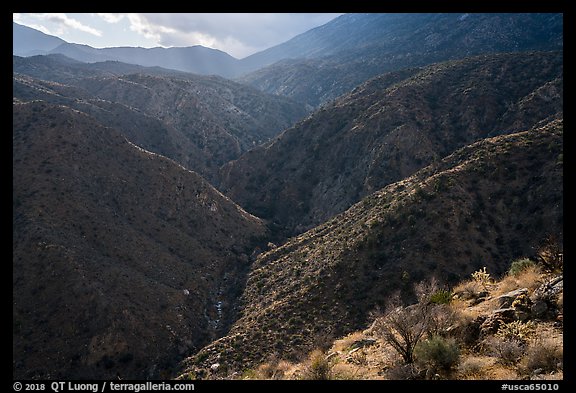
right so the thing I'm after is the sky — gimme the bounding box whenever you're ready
[13,13,343,59]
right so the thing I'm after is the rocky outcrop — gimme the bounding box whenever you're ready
[530,276,563,320]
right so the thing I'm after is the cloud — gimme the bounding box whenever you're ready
[123,13,342,58]
[14,14,56,36]
[96,13,125,24]
[31,13,102,36]
[15,13,343,57]
[126,13,176,41]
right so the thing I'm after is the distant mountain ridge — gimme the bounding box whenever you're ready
[14,14,562,85]
[13,22,241,77]
[13,22,67,56]
[47,42,241,77]
[238,13,563,107]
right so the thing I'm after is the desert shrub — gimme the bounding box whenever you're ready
[495,321,535,344]
[457,356,490,378]
[483,336,525,366]
[523,338,563,374]
[372,296,429,364]
[508,258,535,277]
[414,335,460,373]
[425,303,459,337]
[429,289,453,305]
[300,349,334,380]
[471,267,491,288]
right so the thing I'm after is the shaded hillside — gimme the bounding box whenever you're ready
[182,119,563,378]
[221,51,563,235]
[13,56,308,182]
[13,102,269,379]
[238,13,563,107]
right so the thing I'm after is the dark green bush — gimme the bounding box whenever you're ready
[429,289,453,305]
[508,258,535,276]
[414,335,460,372]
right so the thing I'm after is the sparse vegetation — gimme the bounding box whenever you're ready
[236,250,562,380]
[14,19,563,380]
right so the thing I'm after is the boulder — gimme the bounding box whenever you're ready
[494,288,528,308]
[349,338,377,350]
[447,315,486,346]
[480,308,516,337]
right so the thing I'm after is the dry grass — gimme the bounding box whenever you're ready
[333,331,368,352]
[242,359,295,380]
[494,265,543,296]
[298,349,335,380]
[331,361,374,380]
[457,355,495,379]
[520,326,563,377]
[243,266,561,381]
[453,279,486,300]
[448,297,478,318]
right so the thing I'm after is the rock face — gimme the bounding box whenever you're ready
[13,102,268,379]
[221,51,563,236]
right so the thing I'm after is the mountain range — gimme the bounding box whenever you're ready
[13,54,307,182]
[220,51,563,235]
[13,101,269,379]
[13,13,563,380]
[238,13,563,107]
[184,119,563,377]
[14,13,562,88]
[13,22,240,77]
